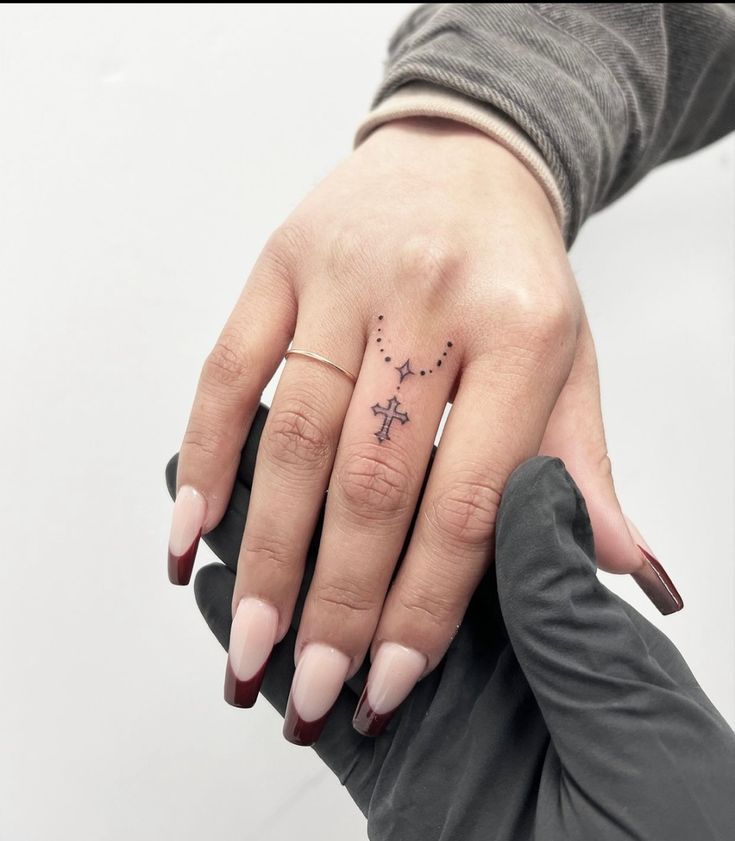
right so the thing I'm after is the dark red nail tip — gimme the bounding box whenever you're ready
[352,687,394,738]
[167,531,201,586]
[224,659,268,708]
[283,699,330,746]
[632,545,684,615]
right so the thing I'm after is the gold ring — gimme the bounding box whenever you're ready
[284,348,357,384]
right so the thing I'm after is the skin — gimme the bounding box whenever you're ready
[176,117,645,680]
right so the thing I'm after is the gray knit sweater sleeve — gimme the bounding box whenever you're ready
[374,3,735,243]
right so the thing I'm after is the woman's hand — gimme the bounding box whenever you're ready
[166,447,734,840]
[168,118,681,743]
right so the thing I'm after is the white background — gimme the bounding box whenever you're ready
[1,4,733,840]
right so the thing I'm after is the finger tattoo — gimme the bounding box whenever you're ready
[371,396,409,444]
[370,315,453,444]
[395,359,415,383]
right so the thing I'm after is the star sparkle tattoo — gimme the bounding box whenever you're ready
[370,315,454,444]
[395,359,414,383]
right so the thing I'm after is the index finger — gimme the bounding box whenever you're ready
[168,256,296,584]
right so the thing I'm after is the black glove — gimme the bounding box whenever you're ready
[165,405,735,841]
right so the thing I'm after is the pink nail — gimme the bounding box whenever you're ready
[283,643,350,746]
[224,598,279,708]
[353,643,426,737]
[168,485,206,585]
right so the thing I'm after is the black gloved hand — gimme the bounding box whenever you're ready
[165,405,735,841]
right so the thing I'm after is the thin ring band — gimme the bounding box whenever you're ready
[284,348,358,385]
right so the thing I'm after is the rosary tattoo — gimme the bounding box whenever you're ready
[370,314,453,444]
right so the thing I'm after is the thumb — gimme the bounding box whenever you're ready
[540,315,683,614]
[495,456,735,840]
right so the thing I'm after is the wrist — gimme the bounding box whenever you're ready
[355,84,565,237]
[361,116,562,239]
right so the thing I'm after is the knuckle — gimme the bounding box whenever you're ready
[595,451,614,483]
[313,575,378,615]
[325,229,375,281]
[504,287,576,348]
[397,584,455,629]
[534,295,576,342]
[202,332,253,390]
[427,470,502,547]
[264,401,333,472]
[336,444,413,523]
[182,423,231,461]
[396,236,457,292]
[263,221,310,271]
[242,529,294,575]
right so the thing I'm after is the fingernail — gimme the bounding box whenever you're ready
[168,485,206,585]
[353,643,426,737]
[283,643,350,746]
[632,545,684,615]
[224,598,279,708]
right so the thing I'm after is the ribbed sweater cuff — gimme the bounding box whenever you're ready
[354,83,566,235]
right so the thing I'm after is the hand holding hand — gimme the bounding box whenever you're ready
[166,427,732,840]
[168,118,681,744]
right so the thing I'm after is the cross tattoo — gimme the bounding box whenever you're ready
[371,395,409,443]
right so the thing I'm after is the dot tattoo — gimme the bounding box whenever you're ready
[369,316,454,443]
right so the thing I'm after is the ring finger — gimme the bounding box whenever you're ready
[353,345,572,736]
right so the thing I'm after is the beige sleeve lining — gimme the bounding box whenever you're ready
[354,83,566,234]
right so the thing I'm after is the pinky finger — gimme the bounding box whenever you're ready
[539,315,683,614]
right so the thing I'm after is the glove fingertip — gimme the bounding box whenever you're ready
[194,563,235,652]
[497,455,595,565]
[495,455,599,625]
[165,453,179,500]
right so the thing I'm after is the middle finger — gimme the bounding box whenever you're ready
[284,316,458,745]
[224,309,362,708]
